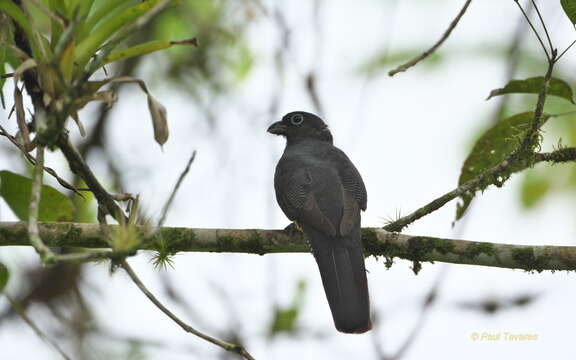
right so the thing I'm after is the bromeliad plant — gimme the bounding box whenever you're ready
[0,0,197,148]
[0,0,198,264]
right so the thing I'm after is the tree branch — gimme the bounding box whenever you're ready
[57,132,127,222]
[385,60,557,232]
[388,0,473,76]
[2,222,576,272]
[121,260,255,360]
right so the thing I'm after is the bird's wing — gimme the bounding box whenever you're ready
[332,148,367,210]
[329,147,367,235]
[275,165,338,236]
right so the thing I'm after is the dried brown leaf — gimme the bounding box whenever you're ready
[147,95,168,146]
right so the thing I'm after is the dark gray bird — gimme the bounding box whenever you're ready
[268,111,371,333]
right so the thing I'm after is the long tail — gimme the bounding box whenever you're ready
[305,226,371,333]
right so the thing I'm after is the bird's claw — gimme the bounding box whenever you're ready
[283,222,303,236]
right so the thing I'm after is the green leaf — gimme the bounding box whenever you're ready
[0,170,74,222]
[562,0,576,25]
[103,38,197,66]
[72,180,96,223]
[0,263,9,293]
[78,0,132,41]
[267,280,306,337]
[74,0,167,70]
[455,112,552,221]
[486,77,575,104]
[0,2,39,58]
[519,170,551,209]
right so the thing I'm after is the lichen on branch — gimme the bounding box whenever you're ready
[2,222,576,272]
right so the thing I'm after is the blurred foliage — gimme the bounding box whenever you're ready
[561,0,576,25]
[520,169,552,209]
[268,280,307,338]
[518,95,576,210]
[72,179,96,223]
[149,0,256,95]
[0,170,74,221]
[0,262,9,293]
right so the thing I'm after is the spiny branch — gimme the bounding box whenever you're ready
[385,57,557,232]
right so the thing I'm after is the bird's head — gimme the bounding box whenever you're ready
[267,111,333,143]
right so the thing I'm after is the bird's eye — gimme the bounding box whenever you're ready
[290,114,304,126]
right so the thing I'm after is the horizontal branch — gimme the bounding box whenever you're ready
[1,222,575,272]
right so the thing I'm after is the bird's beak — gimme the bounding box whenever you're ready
[267,121,288,135]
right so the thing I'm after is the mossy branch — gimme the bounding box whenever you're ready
[385,60,559,233]
[2,222,576,272]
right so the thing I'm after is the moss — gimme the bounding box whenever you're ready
[362,228,399,268]
[462,242,496,259]
[406,236,455,258]
[361,228,381,253]
[242,231,266,255]
[0,225,28,245]
[215,232,266,255]
[62,225,82,246]
[411,261,422,275]
[216,235,234,250]
[430,237,456,255]
[164,228,197,252]
[511,247,547,272]
[362,230,457,272]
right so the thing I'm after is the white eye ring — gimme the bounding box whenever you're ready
[290,114,304,125]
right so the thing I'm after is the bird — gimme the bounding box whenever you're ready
[268,111,371,333]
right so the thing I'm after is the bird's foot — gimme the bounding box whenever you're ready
[283,222,303,236]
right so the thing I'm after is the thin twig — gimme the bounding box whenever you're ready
[27,146,55,261]
[534,147,576,163]
[5,294,72,360]
[513,60,553,156]
[490,2,531,124]
[385,59,555,232]
[120,260,256,360]
[388,0,473,76]
[0,124,83,195]
[513,0,550,60]
[530,0,553,54]
[158,150,197,227]
[556,39,576,62]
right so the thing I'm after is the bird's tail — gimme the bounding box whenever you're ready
[305,226,371,333]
